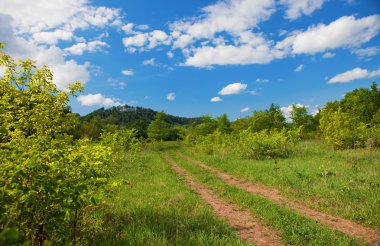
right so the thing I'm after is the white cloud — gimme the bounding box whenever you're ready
[121,69,134,76]
[294,64,304,72]
[33,29,73,44]
[256,78,269,83]
[278,15,380,54]
[123,33,148,47]
[218,82,247,95]
[240,107,250,112]
[352,46,380,58]
[167,92,176,101]
[122,30,170,50]
[0,1,121,34]
[142,58,156,65]
[170,0,275,41]
[280,0,324,20]
[210,97,222,102]
[64,40,108,55]
[328,67,380,83]
[78,93,121,107]
[0,1,121,90]
[322,52,335,58]
[184,42,284,67]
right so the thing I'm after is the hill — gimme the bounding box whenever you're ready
[80,104,202,138]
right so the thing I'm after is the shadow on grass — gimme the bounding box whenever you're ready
[86,207,239,245]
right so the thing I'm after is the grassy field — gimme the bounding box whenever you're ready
[85,148,248,245]
[83,140,379,245]
[182,140,380,230]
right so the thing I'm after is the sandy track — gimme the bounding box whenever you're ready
[163,154,284,246]
[177,152,380,246]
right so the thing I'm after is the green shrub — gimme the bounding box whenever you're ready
[236,128,299,159]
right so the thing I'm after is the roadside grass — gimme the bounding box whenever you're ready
[169,151,367,246]
[84,149,248,245]
[182,140,380,230]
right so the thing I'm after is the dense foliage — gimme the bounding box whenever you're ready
[320,82,380,149]
[0,45,138,245]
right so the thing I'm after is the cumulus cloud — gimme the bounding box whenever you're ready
[64,40,108,55]
[322,52,335,58]
[184,42,284,67]
[121,69,134,76]
[294,64,304,72]
[210,97,222,102]
[352,46,380,58]
[328,67,380,83]
[122,30,170,51]
[280,0,324,20]
[78,93,121,107]
[240,107,250,112]
[0,1,122,89]
[32,29,73,44]
[277,15,380,54]
[167,92,176,101]
[170,0,275,41]
[0,0,121,34]
[218,83,248,95]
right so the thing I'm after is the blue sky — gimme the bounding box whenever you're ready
[1,0,380,120]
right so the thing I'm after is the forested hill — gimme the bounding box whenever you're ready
[80,105,202,136]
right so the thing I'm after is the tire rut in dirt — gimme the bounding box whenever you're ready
[163,154,284,246]
[177,152,380,246]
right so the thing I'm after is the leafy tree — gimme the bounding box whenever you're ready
[194,115,218,136]
[290,104,317,137]
[340,82,380,125]
[0,44,111,244]
[250,104,286,132]
[319,83,380,149]
[147,111,170,141]
[216,113,231,134]
[231,117,251,133]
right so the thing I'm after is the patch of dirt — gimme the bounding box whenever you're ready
[178,152,380,246]
[163,155,284,246]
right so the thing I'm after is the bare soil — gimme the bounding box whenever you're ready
[163,154,284,246]
[177,152,380,246]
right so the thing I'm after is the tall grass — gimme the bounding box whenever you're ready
[183,139,380,229]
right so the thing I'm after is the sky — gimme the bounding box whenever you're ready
[0,0,380,120]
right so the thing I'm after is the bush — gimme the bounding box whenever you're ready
[236,128,299,159]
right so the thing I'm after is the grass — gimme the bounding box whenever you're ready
[182,139,380,230]
[168,151,367,246]
[83,148,249,245]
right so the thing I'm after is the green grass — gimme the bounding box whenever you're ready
[182,140,380,230]
[84,149,249,245]
[169,150,367,246]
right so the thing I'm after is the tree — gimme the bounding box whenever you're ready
[0,44,110,245]
[290,104,317,137]
[147,111,170,141]
[216,113,231,134]
[194,115,218,136]
[250,104,286,132]
[231,117,251,133]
